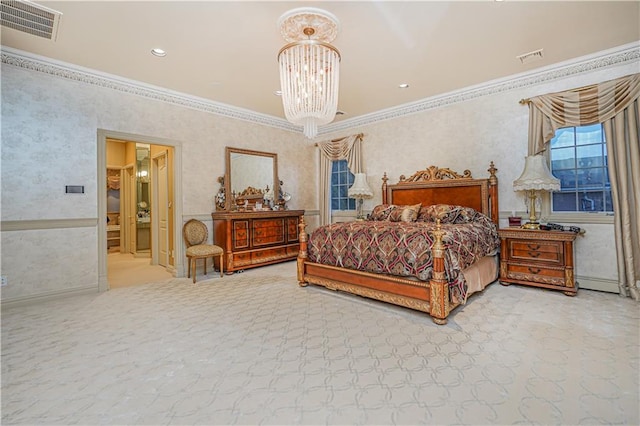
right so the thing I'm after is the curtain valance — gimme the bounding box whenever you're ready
[317,133,364,173]
[527,73,640,154]
[317,133,365,226]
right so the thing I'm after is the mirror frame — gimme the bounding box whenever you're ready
[224,147,278,211]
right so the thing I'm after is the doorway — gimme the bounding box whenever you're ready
[98,130,183,291]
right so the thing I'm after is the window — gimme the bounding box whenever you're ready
[549,124,612,213]
[331,159,355,211]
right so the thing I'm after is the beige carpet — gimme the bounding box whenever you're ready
[2,262,638,425]
[107,252,174,288]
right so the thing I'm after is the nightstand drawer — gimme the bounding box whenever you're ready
[509,240,563,264]
[505,263,565,285]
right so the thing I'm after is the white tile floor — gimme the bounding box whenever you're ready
[2,262,639,425]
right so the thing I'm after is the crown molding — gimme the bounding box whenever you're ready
[2,42,639,137]
[319,41,640,135]
[0,46,298,133]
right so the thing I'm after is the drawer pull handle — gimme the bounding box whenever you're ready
[528,267,541,274]
[527,244,540,250]
[527,251,541,258]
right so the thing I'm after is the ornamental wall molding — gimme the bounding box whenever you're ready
[2,42,638,136]
[0,46,298,133]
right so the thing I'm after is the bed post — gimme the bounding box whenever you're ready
[297,216,308,286]
[381,172,389,204]
[488,161,499,225]
[429,220,449,325]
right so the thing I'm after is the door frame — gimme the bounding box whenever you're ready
[98,130,183,291]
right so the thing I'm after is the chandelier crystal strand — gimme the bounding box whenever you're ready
[277,8,340,139]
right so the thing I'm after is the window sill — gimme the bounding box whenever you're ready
[546,212,614,225]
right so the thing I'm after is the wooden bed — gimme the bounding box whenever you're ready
[297,162,499,325]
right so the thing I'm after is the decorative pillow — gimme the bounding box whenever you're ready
[417,204,481,224]
[417,205,437,222]
[389,203,421,222]
[369,204,397,221]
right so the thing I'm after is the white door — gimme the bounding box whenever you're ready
[125,166,136,254]
[155,152,169,267]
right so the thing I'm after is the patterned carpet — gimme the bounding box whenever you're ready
[2,262,638,425]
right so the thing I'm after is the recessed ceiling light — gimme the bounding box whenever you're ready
[399,83,410,89]
[274,90,282,96]
[151,48,166,57]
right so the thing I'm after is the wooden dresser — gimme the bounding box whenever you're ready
[498,228,578,296]
[211,210,304,273]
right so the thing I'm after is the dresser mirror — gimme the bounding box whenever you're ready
[225,147,278,210]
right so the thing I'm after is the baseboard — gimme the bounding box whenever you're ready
[1,285,99,309]
[577,276,619,293]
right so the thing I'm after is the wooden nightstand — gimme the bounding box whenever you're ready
[498,228,578,296]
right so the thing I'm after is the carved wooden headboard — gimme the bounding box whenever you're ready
[381,163,499,224]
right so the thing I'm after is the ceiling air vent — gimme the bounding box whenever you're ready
[1,0,62,41]
[517,48,544,64]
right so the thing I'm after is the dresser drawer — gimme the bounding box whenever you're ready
[232,251,252,267]
[252,247,287,262]
[509,239,563,265]
[286,217,300,242]
[233,220,249,249]
[252,219,285,246]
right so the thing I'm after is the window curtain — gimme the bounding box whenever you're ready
[525,73,640,301]
[317,133,364,226]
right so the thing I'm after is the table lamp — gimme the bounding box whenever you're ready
[513,154,561,229]
[348,173,373,220]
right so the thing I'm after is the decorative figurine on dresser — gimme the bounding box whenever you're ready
[212,147,304,273]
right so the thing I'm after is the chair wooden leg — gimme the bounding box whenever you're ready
[204,257,207,276]
[187,256,191,279]
[192,258,196,284]
[219,254,224,277]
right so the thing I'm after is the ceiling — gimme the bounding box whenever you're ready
[2,1,639,123]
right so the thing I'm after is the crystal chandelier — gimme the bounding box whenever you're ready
[277,8,341,139]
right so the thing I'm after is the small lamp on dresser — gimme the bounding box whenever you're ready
[348,173,373,220]
[513,154,561,229]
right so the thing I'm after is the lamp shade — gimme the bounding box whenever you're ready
[348,173,373,199]
[513,155,561,192]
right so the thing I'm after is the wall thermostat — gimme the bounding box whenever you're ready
[65,185,85,194]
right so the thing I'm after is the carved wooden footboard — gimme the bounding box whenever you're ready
[297,162,498,325]
[297,217,454,324]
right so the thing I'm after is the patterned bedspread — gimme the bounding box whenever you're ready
[308,213,499,304]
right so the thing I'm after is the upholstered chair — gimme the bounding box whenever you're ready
[182,219,223,283]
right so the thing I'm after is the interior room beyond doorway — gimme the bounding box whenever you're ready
[106,137,176,288]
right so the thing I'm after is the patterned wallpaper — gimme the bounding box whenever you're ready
[1,43,638,301]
